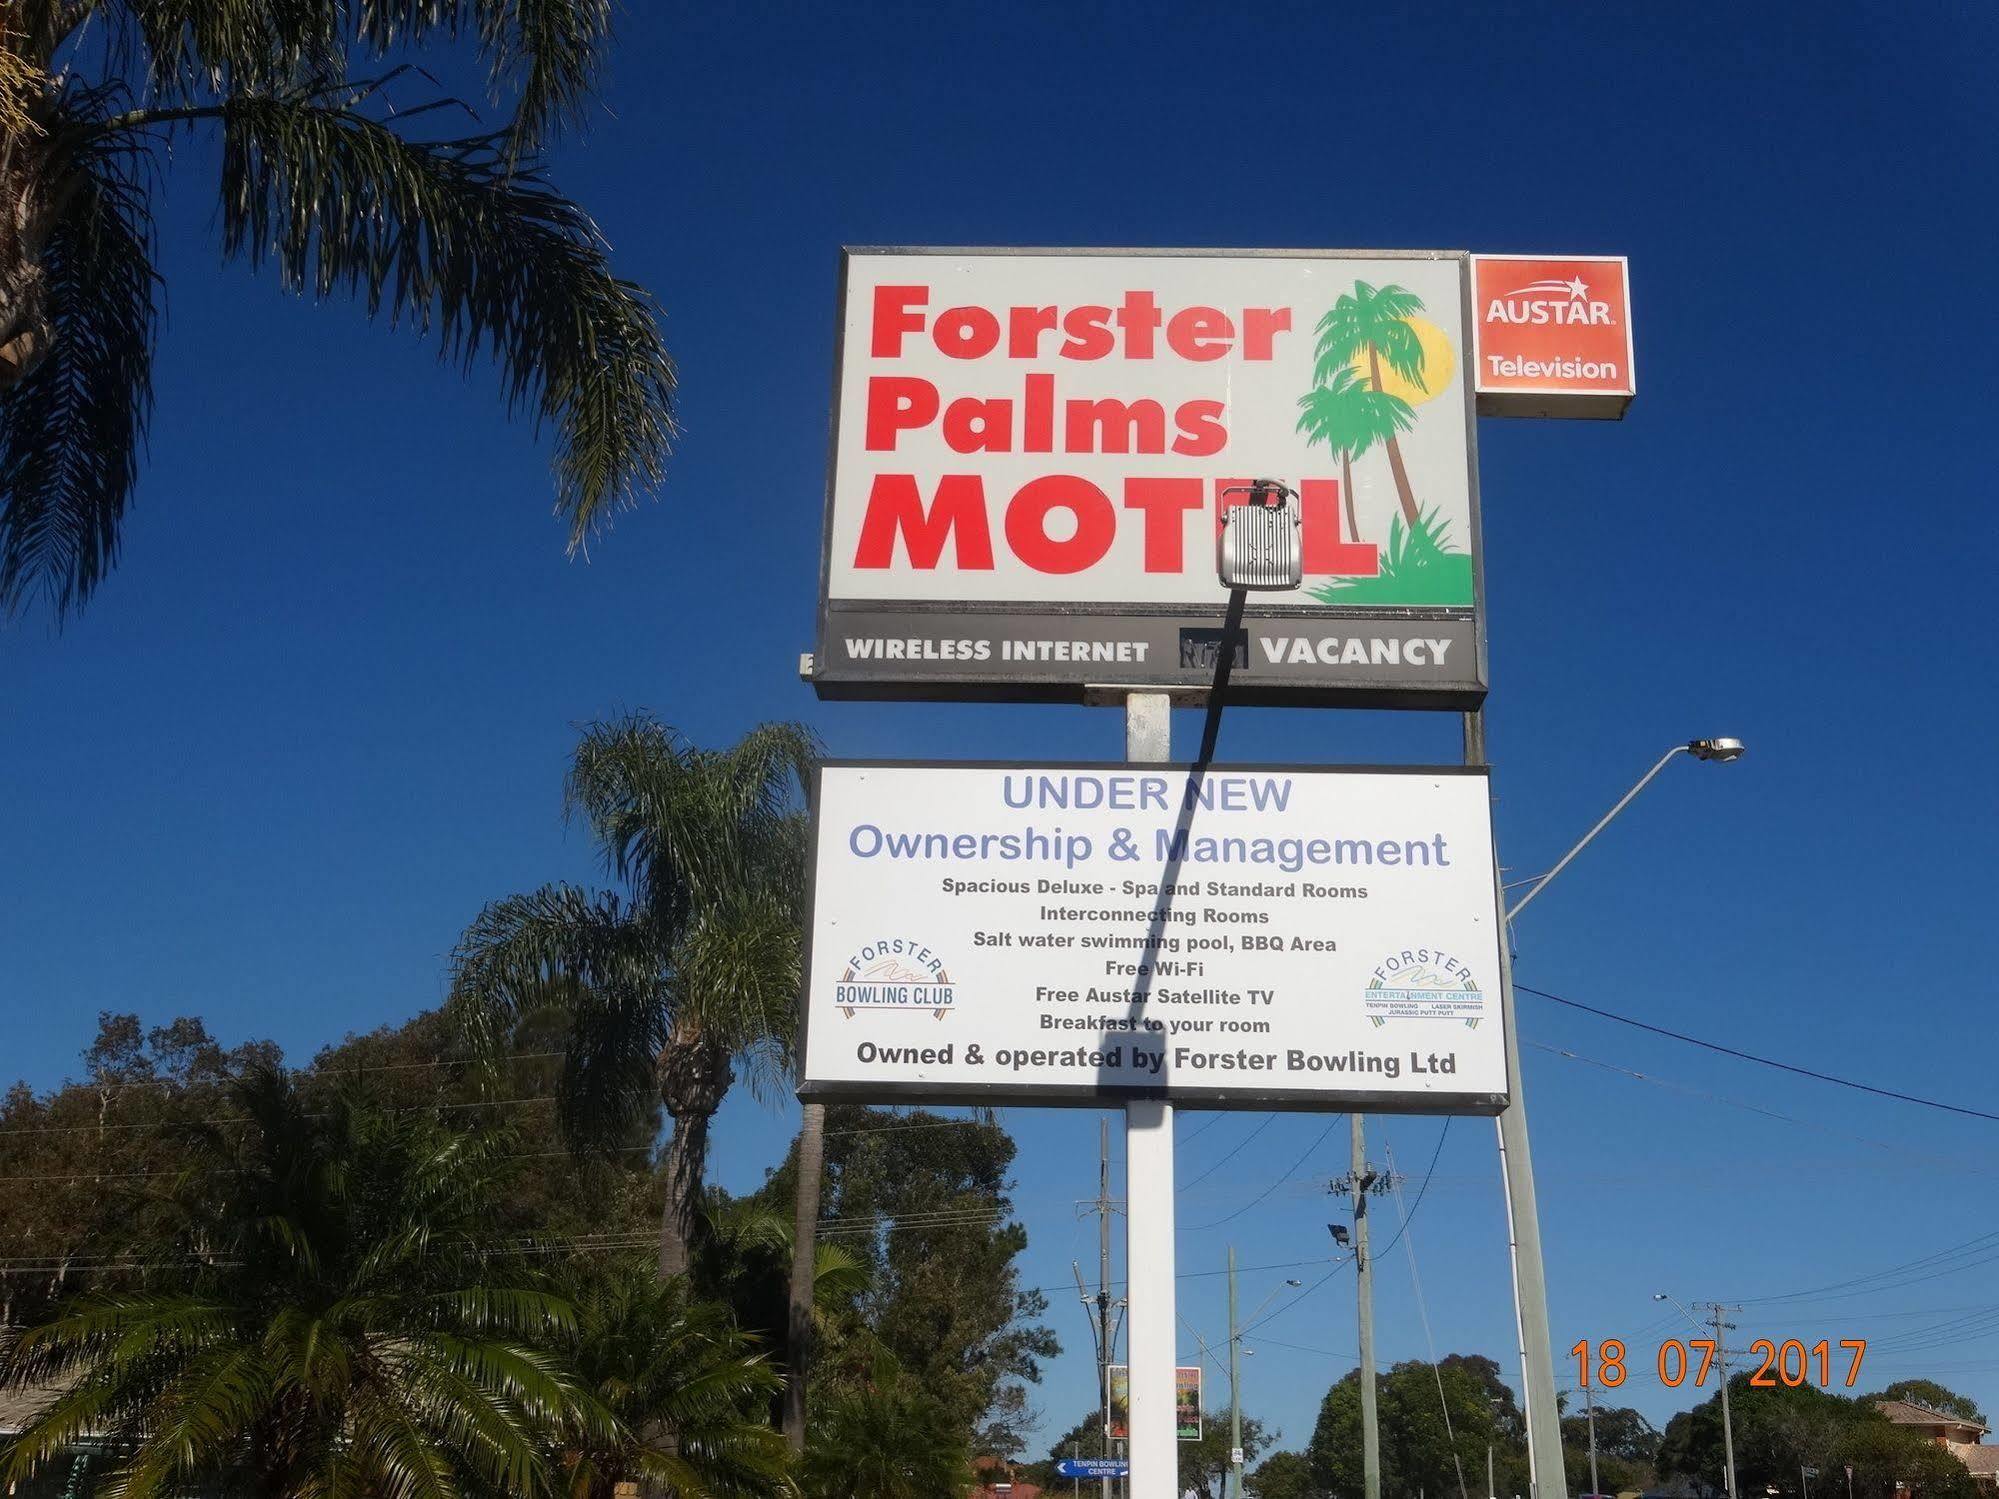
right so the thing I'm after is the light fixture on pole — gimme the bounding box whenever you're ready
[1487,733,1746,1499]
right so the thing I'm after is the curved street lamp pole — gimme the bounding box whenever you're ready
[1472,725,1745,1499]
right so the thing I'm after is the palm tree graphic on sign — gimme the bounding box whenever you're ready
[1296,281,1473,607]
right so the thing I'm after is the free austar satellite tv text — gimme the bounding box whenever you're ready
[809,248,1487,708]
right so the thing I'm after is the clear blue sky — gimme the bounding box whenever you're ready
[7,0,1999,1464]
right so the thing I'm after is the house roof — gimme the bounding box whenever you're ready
[1875,1399,1989,1435]
[0,1381,61,1436]
[1954,1447,1999,1477]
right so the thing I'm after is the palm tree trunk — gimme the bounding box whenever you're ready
[1367,347,1422,529]
[656,1035,733,1281]
[783,1100,827,1451]
[1340,449,1360,544]
[658,1106,709,1280]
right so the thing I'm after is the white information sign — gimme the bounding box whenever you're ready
[799,762,1508,1112]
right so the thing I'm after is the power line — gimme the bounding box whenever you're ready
[1373,1119,1448,1260]
[1518,984,1999,1124]
[1178,1113,1276,1193]
[1183,1115,1345,1232]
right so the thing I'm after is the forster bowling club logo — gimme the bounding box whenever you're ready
[1363,948,1484,1029]
[835,938,956,1019]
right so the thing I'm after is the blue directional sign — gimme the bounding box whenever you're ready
[1054,1457,1131,1479]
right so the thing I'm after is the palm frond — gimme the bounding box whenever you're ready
[0,123,157,618]
[209,91,673,546]
[355,0,614,148]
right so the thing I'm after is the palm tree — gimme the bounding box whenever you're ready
[452,715,817,1282]
[799,1355,973,1499]
[1295,364,1415,546]
[1312,282,1429,529]
[0,1066,608,1497]
[0,3,675,620]
[556,1258,795,1499]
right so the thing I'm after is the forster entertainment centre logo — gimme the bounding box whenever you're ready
[1472,255,1634,410]
[835,937,956,1019]
[1363,948,1485,1029]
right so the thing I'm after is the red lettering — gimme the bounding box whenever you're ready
[1300,480,1378,576]
[1060,306,1115,360]
[1023,373,1054,452]
[1172,400,1227,457]
[1124,479,1205,572]
[943,396,1012,453]
[935,304,1001,360]
[1065,398,1167,454]
[1005,476,1115,574]
[1168,306,1234,360]
[871,285,927,358]
[864,376,939,451]
[1116,290,1161,359]
[1242,306,1291,360]
[1009,305,1058,358]
[854,474,994,570]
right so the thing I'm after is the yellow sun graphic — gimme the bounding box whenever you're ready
[1352,316,1455,407]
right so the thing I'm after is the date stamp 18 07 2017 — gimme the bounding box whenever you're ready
[1571,1338,1867,1390]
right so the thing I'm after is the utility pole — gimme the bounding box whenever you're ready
[1489,1441,1497,1499]
[1470,708,1569,1499]
[1076,1117,1124,1499]
[1331,1116,1395,1499]
[1228,1246,1242,1499]
[1704,1303,1741,1499]
[1584,1379,1600,1497]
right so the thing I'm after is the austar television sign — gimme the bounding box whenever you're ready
[1471,254,1635,418]
[809,249,1486,707]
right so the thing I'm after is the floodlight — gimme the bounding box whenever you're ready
[1217,479,1302,590]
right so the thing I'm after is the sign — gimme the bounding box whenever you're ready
[1231,1446,1246,1466]
[1108,1365,1203,1440]
[797,762,1509,1111]
[1472,254,1634,418]
[811,248,1485,708]
[1055,1458,1131,1479]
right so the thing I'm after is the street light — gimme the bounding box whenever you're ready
[1493,735,1746,1499]
[1507,738,1747,921]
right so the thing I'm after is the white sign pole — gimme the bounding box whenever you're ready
[1123,691,1176,1498]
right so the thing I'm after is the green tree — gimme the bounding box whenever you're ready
[0,1011,279,1326]
[763,1104,1058,1459]
[1311,282,1429,529]
[451,715,817,1281]
[1295,363,1413,546]
[1247,1449,1326,1499]
[556,1257,794,1499]
[0,2,675,619]
[0,1065,608,1497]
[1658,1378,1979,1499]
[1177,1408,1272,1496]
[1870,1381,1986,1424]
[1309,1356,1526,1499]
[1561,1404,1659,1494]
[799,1355,972,1499]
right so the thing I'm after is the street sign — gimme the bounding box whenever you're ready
[1055,1458,1131,1479]
[1471,254,1634,418]
[797,762,1509,1111]
[811,247,1485,708]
